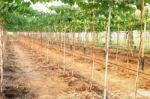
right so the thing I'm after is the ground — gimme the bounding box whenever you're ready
[1,37,150,99]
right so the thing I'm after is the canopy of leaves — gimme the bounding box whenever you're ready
[0,0,150,32]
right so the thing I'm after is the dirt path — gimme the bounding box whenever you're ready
[18,37,150,99]
[2,38,150,99]
[2,40,104,99]
[3,40,66,98]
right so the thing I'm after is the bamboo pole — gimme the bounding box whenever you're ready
[0,19,5,92]
[103,3,112,99]
[0,27,3,93]
[115,24,119,61]
[141,21,146,70]
[59,28,61,51]
[127,30,129,71]
[60,25,63,52]
[129,18,134,57]
[69,23,74,76]
[134,0,144,98]
[46,31,50,62]
[31,32,34,57]
[84,19,87,60]
[90,8,96,90]
[71,17,76,76]
[63,24,66,73]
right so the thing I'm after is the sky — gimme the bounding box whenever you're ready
[23,0,30,2]
[31,2,56,14]
[30,0,64,14]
